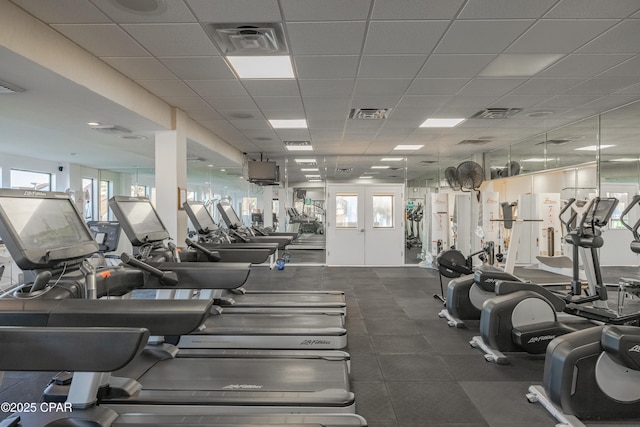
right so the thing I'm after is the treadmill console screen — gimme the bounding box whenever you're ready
[0,191,99,269]
[108,197,170,246]
[217,203,243,228]
[185,202,217,234]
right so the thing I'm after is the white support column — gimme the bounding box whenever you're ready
[155,108,188,244]
[263,185,273,228]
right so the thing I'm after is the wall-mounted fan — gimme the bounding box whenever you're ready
[456,161,484,201]
[444,166,461,190]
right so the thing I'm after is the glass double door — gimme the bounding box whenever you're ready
[326,184,404,266]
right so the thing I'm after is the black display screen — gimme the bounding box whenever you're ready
[117,200,166,235]
[189,203,217,232]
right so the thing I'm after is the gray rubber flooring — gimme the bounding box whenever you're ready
[3,265,640,426]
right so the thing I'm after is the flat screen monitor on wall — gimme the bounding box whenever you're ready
[248,161,279,185]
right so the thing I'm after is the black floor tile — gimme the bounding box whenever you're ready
[377,354,454,381]
[345,333,374,354]
[443,354,545,382]
[364,317,419,335]
[352,382,397,423]
[370,334,434,354]
[349,353,383,382]
[386,381,487,424]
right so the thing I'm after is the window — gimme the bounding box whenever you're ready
[99,180,113,221]
[131,184,148,198]
[372,195,394,228]
[606,192,628,230]
[82,178,94,221]
[10,169,51,191]
[336,194,358,228]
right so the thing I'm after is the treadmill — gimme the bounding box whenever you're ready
[107,195,348,350]
[184,200,346,312]
[217,202,294,249]
[0,189,355,416]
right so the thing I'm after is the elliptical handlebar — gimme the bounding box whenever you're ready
[559,198,576,234]
[620,194,640,240]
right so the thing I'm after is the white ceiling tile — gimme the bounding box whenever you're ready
[281,0,371,21]
[345,120,384,134]
[358,56,425,78]
[506,20,618,54]
[217,109,263,120]
[563,77,640,96]
[599,56,640,77]
[459,0,558,19]
[274,129,311,140]
[577,20,640,53]
[185,79,248,97]
[120,23,219,56]
[253,96,304,111]
[136,79,197,96]
[287,22,367,54]
[242,80,300,96]
[101,57,174,79]
[388,108,435,121]
[159,57,234,80]
[407,78,469,95]
[51,24,149,56]
[418,54,496,78]
[615,81,640,95]
[203,96,257,110]
[632,9,640,17]
[304,97,353,112]
[535,95,604,108]
[294,56,360,79]
[240,129,280,140]
[351,95,403,107]
[186,107,224,121]
[441,95,501,109]
[91,0,196,23]
[229,119,272,130]
[354,78,412,96]
[545,0,640,18]
[395,95,450,109]
[435,20,534,54]
[308,121,345,131]
[371,0,465,19]
[261,111,307,120]
[12,0,110,23]
[186,0,281,22]
[539,54,634,77]
[492,94,554,108]
[510,77,585,95]
[305,109,350,120]
[364,21,449,54]
[299,79,355,96]
[456,78,527,97]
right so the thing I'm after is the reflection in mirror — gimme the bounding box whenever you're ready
[546,116,598,170]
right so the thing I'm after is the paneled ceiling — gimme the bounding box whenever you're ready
[5,0,640,184]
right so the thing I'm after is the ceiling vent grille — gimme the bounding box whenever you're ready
[335,168,353,174]
[349,108,391,120]
[536,139,571,146]
[205,23,288,55]
[296,161,317,166]
[471,108,522,119]
[457,139,492,145]
[90,125,131,134]
[0,80,25,94]
[420,160,437,164]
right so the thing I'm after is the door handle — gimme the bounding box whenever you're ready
[360,228,365,232]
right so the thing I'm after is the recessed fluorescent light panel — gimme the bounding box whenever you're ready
[359,176,373,179]
[371,165,390,169]
[479,54,564,77]
[610,158,638,162]
[300,168,319,172]
[227,56,295,79]
[381,157,404,161]
[285,145,313,151]
[420,118,465,128]
[574,145,615,151]
[295,158,316,164]
[305,175,321,179]
[522,158,546,162]
[269,119,308,129]
[394,145,423,151]
[308,179,322,182]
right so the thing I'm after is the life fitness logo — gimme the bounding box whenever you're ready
[544,198,558,204]
[485,197,498,204]
[629,345,640,353]
[23,190,46,197]
[434,198,446,204]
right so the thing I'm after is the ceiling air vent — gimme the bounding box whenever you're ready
[420,160,437,164]
[349,108,391,120]
[0,80,24,94]
[457,139,491,145]
[205,23,288,55]
[284,141,311,147]
[535,139,571,146]
[90,125,131,134]
[335,168,353,174]
[470,108,522,119]
[296,161,317,166]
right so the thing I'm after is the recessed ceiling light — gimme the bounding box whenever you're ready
[381,157,404,161]
[208,164,214,167]
[227,55,295,79]
[359,176,373,179]
[574,145,615,151]
[522,158,546,162]
[420,118,465,128]
[220,168,226,172]
[285,145,313,151]
[269,119,308,129]
[371,165,390,169]
[479,54,564,77]
[301,168,319,172]
[308,179,322,182]
[610,158,637,162]
[295,158,316,163]
[121,135,147,140]
[305,174,321,179]
[394,145,423,151]
[87,121,101,126]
